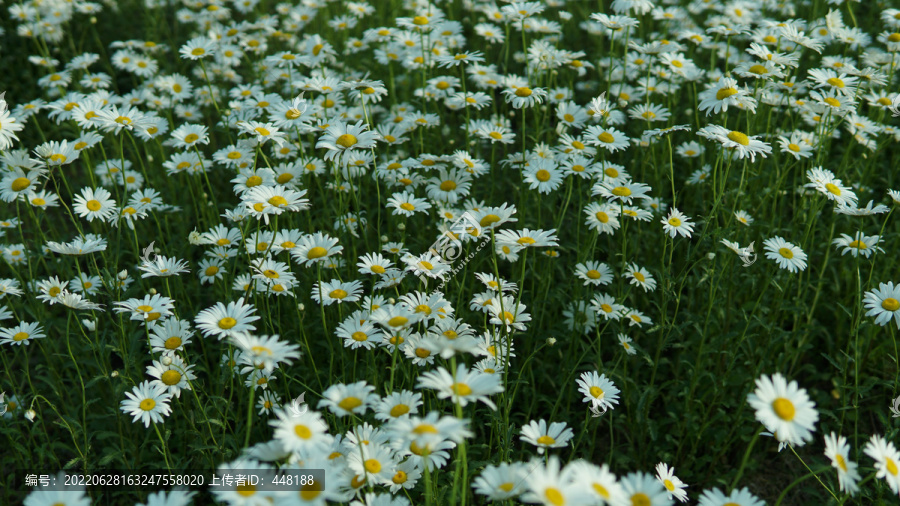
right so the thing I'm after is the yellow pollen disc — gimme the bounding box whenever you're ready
[586,270,602,280]
[537,435,556,445]
[571,141,586,152]
[140,398,156,411]
[835,454,848,472]
[882,298,900,312]
[351,331,367,342]
[825,183,841,195]
[329,289,348,299]
[633,272,646,282]
[183,133,199,143]
[415,348,430,358]
[370,265,385,274]
[161,370,181,386]
[256,242,269,252]
[13,332,29,341]
[164,336,182,349]
[564,114,575,122]
[73,142,88,150]
[489,131,503,140]
[362,459,382,474]
[727,131,750,146]
[335,134,358,148]
[294,424,312,439]
[452,383,472,396]
[716,88,738,100]
[641,111,656,119]
[338,396,362,411]
[778,247,794,259]
[11,178,31,192]
[611,186,632,197]
[388,316,408,327]
[887,458,899,476]
[848,240,866,250]
[49,287,61,297]
[390,404,410,417]
[400,202,415,211]
[631,492,651,506]
[420,261,433,270]
[593,483,610,498]
[436,81,450,90]
[253,203,265,213]
[86,200,102,211]
[218,317,237,329]
[589,386,604,398]
[544,487,565,506]
[748,64,768,74]
[268,195,288,206]
[536,170,551,182]
[598,132,615,143]
[413,15,429,25]
[595,212,609,223]
[668,217,682,227]
[392,471,408,484]
[787,143,801,152]
[889,33,900,42]
[415,304,432,315]
[772,397,796,420]
[824,97,841,108]
[515,87,533,97]
[826,77,845,88]
[440,180,457,191]
[300,246,326,260]
[254,126,271,136]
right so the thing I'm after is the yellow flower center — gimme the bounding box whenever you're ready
[161,370,181,386]
[716,87,738,100]
[13,332,29,341]
[727,131,750,146]
[611,186,631,197]
[597,132,615,144]
[140,398,156,411]
[515,87,533,97]
[835,453,848,472]
[631,492,651,506]
[590,386,604,398]
[586,270,602,279]
[329,289,348,299]
[11,178,31,192]
[307,246,327,259]
[788,143,801,152]
[164,336,182,349]
[338,396,362,411]
[218,317,237,329]
[537,435,556,445]
[544,487,565,506]
[183,133,199,143]
[536,170,551,182]
[824,97,841,108]
[389,404,410,417]
[268,196,288,207]
[351,331,368,342]
[440,180,457,191]
[452,383,472,396]
[668,217,682,227]
[883,298,900,312]
[778,247,794,259]
[336,133,358,148]
[294,424,312,439]
[772,397,795,421]
[388,316,409,327]
[826,77,845,88]
[748,64,768,74]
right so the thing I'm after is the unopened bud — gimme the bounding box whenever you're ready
[111,370,119,378]
[397,223,406,231]
[547,337,557,346]
[149,288,157,295]
[118,269,128,280]
[161,356,173,366]
[24,409,36,422]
